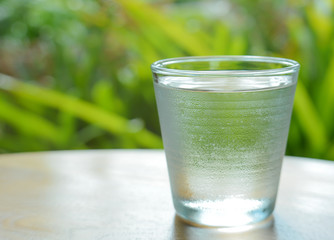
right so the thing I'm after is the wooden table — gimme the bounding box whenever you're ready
[0,150,333,239]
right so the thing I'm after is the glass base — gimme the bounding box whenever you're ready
[174,198,275,228]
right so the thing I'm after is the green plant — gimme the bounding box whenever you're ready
[0,0,333,160]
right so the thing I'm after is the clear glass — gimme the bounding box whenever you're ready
[151,56,300,228]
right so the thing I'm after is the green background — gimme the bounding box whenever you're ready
[0,0,333,160]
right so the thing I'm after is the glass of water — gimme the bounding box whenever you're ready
[151,56,300,228]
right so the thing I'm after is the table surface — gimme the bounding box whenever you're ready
[0,150,333,240]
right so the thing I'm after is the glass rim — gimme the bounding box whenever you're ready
[151,55,300,77]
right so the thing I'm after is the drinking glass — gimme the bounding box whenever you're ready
[151,56,300,228]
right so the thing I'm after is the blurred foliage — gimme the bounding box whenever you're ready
[0,0,333,160]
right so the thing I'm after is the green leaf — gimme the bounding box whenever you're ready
[0,74,162,148]
[0,135,49,153]
[91,80,124,113]
[213,24,230,55]
[294,82,328,155]
[0,94,61,144]
[114,0,212,56]
[305,3,333,47]
[318,42,334,130]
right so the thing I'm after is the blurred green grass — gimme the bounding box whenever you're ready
[0,0,333,160]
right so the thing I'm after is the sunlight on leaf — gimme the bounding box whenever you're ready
[114,0,212,56]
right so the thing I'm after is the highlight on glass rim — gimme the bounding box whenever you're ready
[0,0,333,159]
